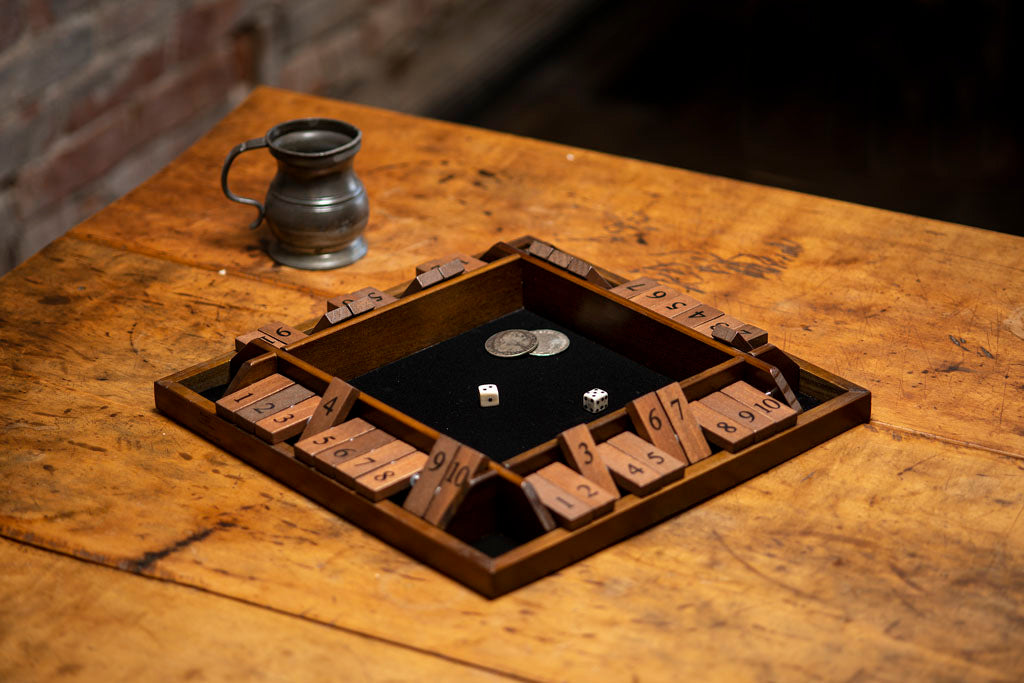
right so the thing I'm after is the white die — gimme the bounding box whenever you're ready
[478,383,499,407]
[583,388,608,413]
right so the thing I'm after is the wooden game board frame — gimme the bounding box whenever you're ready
[155,236,870,597]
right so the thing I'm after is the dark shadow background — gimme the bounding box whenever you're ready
[442,0,1024,235]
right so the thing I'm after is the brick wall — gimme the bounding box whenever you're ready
[0,0,594,275]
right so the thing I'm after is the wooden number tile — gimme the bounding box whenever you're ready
[608,277,659,298]
[327,286,397,311]
[422,446,489,528]
[674,304,724,328]
[534,462,616,519]
[692,314,744,339]
[629,284,680,310]
[527,240,555,260]
[711,325,753,352]
[545,249,574,270]
[253,396,320,443]
[735,323,768,348]
[647,293,701,318]
[257,321,306,345]
[346,296,376,317]
[564,257,592,279]
[771,370,802,413]
[234,329,286,351]
[655,383,713,465]
[403,267,445,295]
[294,417,375,464]
[626,392,688,462]
[312,306,352,332]
[689,401,755,452]
[437,258,466,280]
[557,424,618,498]
[699,391,778,440]
[299,377,360,440]
[332,439,417,486]
[403,435,463,517]
[231,384,316,432]
[593,443,664,496]
[523,473,593,530]
[352,451,429,502]
[604,431,686,482]
[415,253,485,275]
[215,373,294,420]
[310,429,395,475]
[721,381,798,432]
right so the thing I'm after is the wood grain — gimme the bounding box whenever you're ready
[3,87,1024,679]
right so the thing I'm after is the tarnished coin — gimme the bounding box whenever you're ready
[529,329,570,357]
[485,329,538,357]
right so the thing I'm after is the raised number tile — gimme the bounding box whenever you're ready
[604,431,686,482]
[735,324,768,347]
[294,417,375,463]
[253,395,320,443]
[711,325,753,352]
[721,381,798,433]
[215,373,294,420]
[332,439,416,486]
[674,304,724,328]
[299,377,360,441]
[403,435,463,517]
[231,384,316,432]
[352,451,428,502]
[626,392,688,462]
[692,314,744,338]
[415,253,485,275]
[345,296,376,317]
[327,286,397,311]
[546,249,573,270]
[523,473,593,530]
[593,443,664,496]
[608,277,659,298]
[557,424,619,499]
[689,401,755,452]
[309,429,394,474]
[312,306,352,332]
[654,383,712,465]
[422,446,488,528]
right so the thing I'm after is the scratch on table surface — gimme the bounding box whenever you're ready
[712,530,817,602]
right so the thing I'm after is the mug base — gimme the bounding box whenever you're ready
[267,236,367,270]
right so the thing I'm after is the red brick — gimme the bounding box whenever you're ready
[66,44,167,132]
[176,0,241,61]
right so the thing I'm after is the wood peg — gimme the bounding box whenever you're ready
[299,377,360,441]
[557,424,619,498]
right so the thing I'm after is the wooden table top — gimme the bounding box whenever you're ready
[2,86,1022,681]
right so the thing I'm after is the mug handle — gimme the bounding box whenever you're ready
[221,137,268,229]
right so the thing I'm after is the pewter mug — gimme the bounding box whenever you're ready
[221,117,369,269]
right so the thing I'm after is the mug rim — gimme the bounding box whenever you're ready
[266,118,362,158]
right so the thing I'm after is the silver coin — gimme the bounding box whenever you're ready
[485,329,538,357]
[529,329,570,356]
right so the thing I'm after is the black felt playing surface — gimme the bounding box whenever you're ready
[351,309,673,461]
